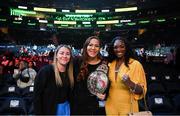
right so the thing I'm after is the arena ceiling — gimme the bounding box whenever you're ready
[0,0,179,31]
[1,0,179,9]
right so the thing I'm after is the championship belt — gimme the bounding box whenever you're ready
[87,63,109,95]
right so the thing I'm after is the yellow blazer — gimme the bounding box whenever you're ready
[105,58,147,115]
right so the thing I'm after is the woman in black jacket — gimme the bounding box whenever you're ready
[71,36,108,115]
[33,45,74,115]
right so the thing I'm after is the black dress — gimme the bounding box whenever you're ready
[71,57,106,115]
[33,64,71,115]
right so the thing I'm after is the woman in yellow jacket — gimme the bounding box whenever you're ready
[105,36,147,115]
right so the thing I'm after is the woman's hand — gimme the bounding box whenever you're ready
[96,93,106,100]
[122,74,143,94]
[122,74,131,86]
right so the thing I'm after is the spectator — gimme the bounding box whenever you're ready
[105,36,147,115]
[71,36,108,115]
[33,45,74,115]
[13,60,37,88]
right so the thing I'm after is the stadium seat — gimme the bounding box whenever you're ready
[21,86,34,114]
[147,75,161,84]
[3,74,16,85]
[147,83,166,97]
[23,97,34,115]
[163,82,180,97]
[0,97,27,115]
[21,86,34,97]
[148,95,173,115]
[0,85,21,97]
[172,94,180,114]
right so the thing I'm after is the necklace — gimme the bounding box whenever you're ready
[115,60,123,73]
[115,69,119,73]
[114,60,123,81]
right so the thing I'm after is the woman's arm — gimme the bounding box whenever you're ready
[122,60,146,95]
[33,66,48,114]
[122,75,143,94]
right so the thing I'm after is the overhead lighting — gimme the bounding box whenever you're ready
[15,17,22,21]
[34,7,56,12]
[39,20,48,23]
[13,21,21,24]
[28,23,36,26]
[10,8,36,16]
[47,24,53,27]
[157,19,166,22]
[75,10,96,13]
[139,20,150,24]
[65,14,93,17]
[18,6,27,9]
[84,25,92,27]
[120,19,131,23]
[101,10,109,13]
[115,7,137,12]
[40,28,46,31]
[96,20,119,24]
[62,10,70,13]
[126,22,136,26]
[0,19,7,21]
[54,21,76,25]
[98,25,105,27]
[61,24,69,27]
[115,24,123,27]
[82,22,91,24]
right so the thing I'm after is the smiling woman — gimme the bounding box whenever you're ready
[105,36,147,115]
[71,36,109,115]
[33,45,74,115]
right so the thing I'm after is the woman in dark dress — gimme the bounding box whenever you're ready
[71,36,108,115]
[33,45,74,115]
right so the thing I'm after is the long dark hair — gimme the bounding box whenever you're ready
[77,36,102,81]
[107,36,136,67]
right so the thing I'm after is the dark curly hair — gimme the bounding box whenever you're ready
[107,36,136,67]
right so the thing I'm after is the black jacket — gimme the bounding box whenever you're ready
[33,64,72,115]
